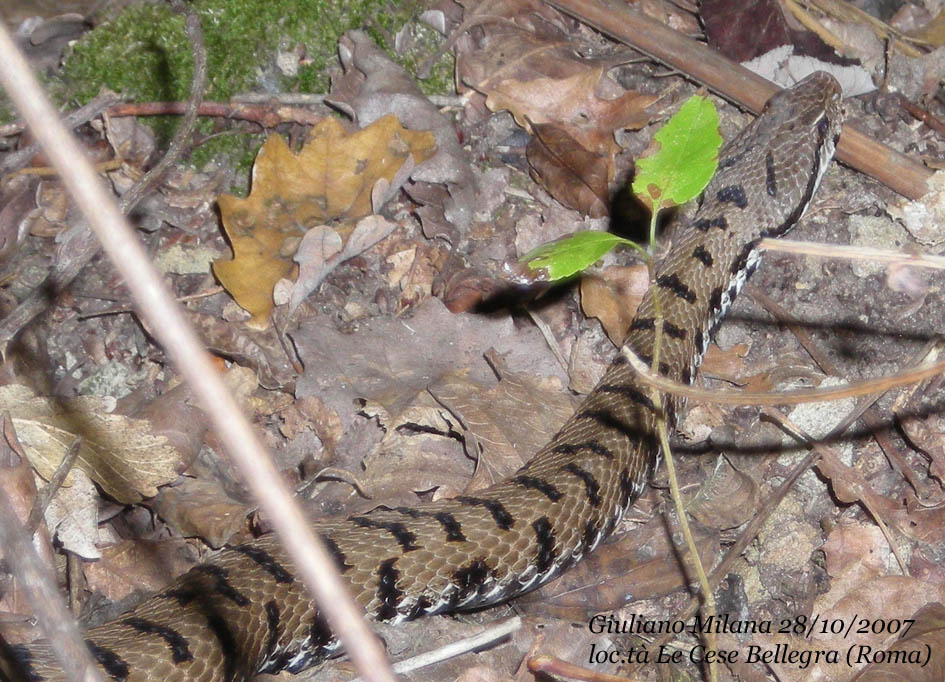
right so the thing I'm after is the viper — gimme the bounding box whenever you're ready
[1,71,844,682]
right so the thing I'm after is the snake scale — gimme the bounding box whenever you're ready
[2,72,843,682]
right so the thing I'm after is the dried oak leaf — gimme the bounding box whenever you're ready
[0,385,182,504]
[213,114,435,328]
[527,123,610,217]
[463,31,656,164]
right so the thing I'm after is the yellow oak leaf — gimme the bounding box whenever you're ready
[214,114,436,328]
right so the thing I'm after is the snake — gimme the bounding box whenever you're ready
[1,71,843,682]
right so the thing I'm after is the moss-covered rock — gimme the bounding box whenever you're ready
[53,0,453,173]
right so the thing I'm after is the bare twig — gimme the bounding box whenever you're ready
[621,345,945,406]
[0,91,122,174]
[760,238,945,270]
[544,0,933,199]
[107,100,323,128]
[356,617,522,678]
[26,438,81,533]
[0,13,397,682]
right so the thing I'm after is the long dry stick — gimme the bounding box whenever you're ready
[0,17,396,682]
[544,0,932,200]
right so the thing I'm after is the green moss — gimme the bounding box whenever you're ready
[55,0,455,173]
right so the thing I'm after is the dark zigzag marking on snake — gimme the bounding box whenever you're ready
[454,496,514,530]
[716,184,748,208]
[693,215,728,232]
[512,474,563,501]
[632,351,670,377]
[561,462,602,507]
[384,506,467,542]
[85,641,129,682]
[550,440,615,460]
[453,559,492,603]
[375,558,405,622]
[692,244,714,267]
[656,272,697,304]
[263,602,280,664]
[350,516,419,552]
[162,565,249,608]
[531,517,557,573]
[322,536,353,573]
[765,150,777,197]
[7,644,42,682]
[233,545,294,583]
[661,320,687,340]
[596,383,657,411]
[120,618,192,664]
[158,581,242,681]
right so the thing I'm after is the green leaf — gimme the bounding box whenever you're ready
[522,231,640,281]
[631,95,722,212]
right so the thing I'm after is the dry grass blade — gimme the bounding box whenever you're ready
[622,347,945,406]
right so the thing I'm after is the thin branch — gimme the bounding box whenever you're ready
[27,438,81,533]
[360,617,521,678]
[621,345,945,406]
[760,238,945,270]
[0,91,122,174]
[106,100,323,128]
[0,14,397,682]
[544,0,932,199]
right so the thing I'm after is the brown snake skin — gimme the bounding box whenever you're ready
[2,72,843,682]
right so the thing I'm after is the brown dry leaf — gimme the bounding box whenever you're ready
[0,416,55,638]
[851,603,945,681]
[429,352,577,491]
[151,479,251,549]
[526,123,609,217]
[700,342,751,380]
[358,392,475,507]
[897,413,945,485]
[83,538,197,604]
[0,384,183,503]
[331,30,476,231]
[816,451,901,518]
[580,265,649,344]
[129,381,207,474]
[0,175,37,270]
[688,456,760,530]
[908,9,945,45]
[44,467,100,560]
[213,115,435,327]
[286,214,397,312]
[186,310,297,390]
[746,522,945,682]
[466,35,656,160]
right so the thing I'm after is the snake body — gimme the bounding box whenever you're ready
[3,72,843,682]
